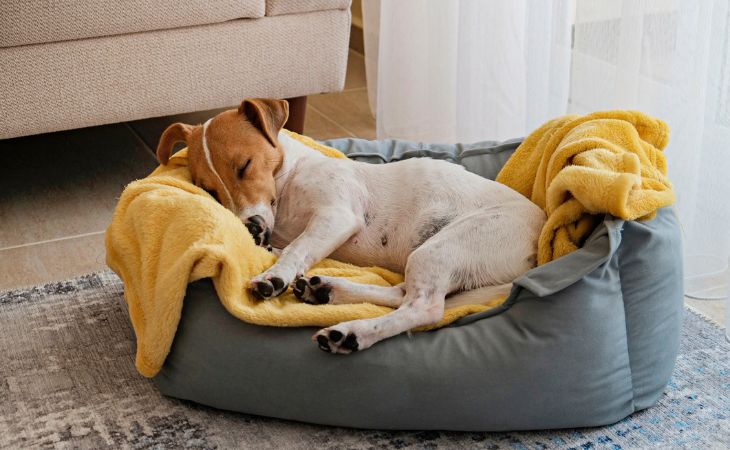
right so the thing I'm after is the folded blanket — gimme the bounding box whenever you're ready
[106,132,505,377]
[496,111,675,265]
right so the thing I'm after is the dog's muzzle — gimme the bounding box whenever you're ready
[245,215,272,249]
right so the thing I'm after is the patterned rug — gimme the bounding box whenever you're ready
[1,271,728,449]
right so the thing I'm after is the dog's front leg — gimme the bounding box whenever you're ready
[250,209,362,299]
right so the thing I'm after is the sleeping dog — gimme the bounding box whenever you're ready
[155,98,546,353]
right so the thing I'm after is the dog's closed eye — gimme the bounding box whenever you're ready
[237,159,252,179]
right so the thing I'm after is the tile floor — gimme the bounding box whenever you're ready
[0,49,726,330]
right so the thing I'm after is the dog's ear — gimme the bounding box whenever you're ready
[239,98,289,147]
[156,123,193,164]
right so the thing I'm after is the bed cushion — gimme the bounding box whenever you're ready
[153,137,683,431]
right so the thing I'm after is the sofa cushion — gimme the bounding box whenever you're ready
[266,0,351,17]
[1,9,350,139]
[0,0,265,48]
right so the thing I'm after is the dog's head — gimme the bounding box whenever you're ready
[155,98,289,247]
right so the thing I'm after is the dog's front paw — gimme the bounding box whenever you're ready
[250,273,288,300]
[244,216,272,251]
[292,276,332,304]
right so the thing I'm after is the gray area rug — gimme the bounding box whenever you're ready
[1,271,728,449]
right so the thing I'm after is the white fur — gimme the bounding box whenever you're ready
[248,131,547,353]
[201,119,235,209]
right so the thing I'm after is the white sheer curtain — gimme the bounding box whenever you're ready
[364,0,730,294]
[568,0,730,296]
[362,0,574,142]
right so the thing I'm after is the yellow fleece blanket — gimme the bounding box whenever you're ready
[106,132,503,377]
[496,110,675,265]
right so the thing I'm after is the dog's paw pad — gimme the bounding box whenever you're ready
[251,280,273,299]
[341,333,359,351]
[251,276,287,300]
[292,276,332,304]
[270,277,285,291]
[316,334,331,352]
[313,329,359,354]
[328,329,343,342]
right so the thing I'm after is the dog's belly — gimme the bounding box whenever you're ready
[324,159,524,271]
[329,224,414,273]
[270,211,413,272]
[271,157,541,274]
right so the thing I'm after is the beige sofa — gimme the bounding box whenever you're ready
[0,0,351,139]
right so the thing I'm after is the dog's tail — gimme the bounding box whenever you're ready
[444,283,513,309]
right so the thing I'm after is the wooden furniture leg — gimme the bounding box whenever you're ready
[284,96,307,134]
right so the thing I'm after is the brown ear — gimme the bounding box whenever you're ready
[239,98,289,147]
[156,123,193,164]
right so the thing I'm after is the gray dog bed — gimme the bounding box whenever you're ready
[154,137,684,431]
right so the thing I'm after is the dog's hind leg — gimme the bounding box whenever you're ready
[312,237,452,353]
[293,276,406,307]
[311,277,446,354]
[312,205,541,353]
